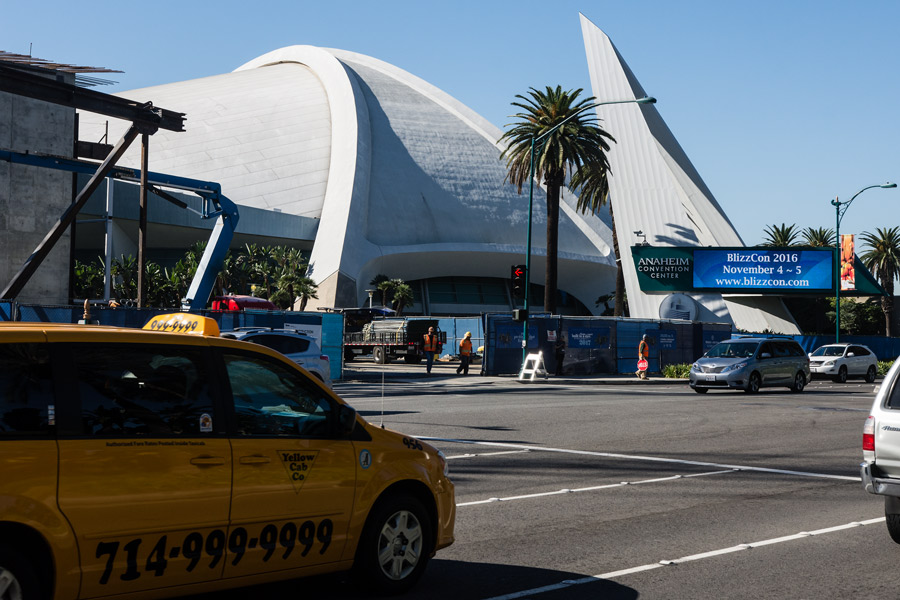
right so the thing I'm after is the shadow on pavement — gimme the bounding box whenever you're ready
[178,559,639,600]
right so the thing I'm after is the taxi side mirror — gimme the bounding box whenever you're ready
[338,404,357,437]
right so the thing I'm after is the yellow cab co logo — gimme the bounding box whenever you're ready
[279,450,318,493]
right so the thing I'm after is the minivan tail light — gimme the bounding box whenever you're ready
[863,415,876,451]
[320,355,330,362]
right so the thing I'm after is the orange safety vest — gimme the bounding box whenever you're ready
[459,339,472,356]
[639,340,649,358]
[424,334,439,352]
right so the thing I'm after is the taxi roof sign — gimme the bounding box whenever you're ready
[143,313,220,337]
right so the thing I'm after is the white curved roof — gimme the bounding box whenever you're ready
[580,14,799,333]
[79,45,618,311]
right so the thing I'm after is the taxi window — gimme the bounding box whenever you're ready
[0,343,53,437]
[222,351,333,438]
[72,344,215,437]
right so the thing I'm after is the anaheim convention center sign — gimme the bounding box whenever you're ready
[632,246,835,294]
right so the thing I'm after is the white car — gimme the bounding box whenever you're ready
[221,328,333,387]
[808,343,878,383]
[861,360,900,543]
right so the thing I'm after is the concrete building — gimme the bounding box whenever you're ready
[76,46,617,315]
[3,27,806,330]
[581,14,800,333]
[0,67,76,305]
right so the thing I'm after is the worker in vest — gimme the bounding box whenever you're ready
[457,331,473,375]
[423,326,441,374]
[636,334,650,379]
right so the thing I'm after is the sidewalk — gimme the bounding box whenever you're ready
[339,360,685,386]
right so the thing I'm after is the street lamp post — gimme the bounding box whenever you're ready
[831,182,897,342]
[521,95,656,363]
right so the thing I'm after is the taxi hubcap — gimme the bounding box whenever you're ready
[0,567,22,600]
[377,510,422,580]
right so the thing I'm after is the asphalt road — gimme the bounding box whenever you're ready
[189,373,900,599]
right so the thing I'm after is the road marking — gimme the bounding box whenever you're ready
[446,450,532,460]
[483,518,886,600]
[419,437,860,482]
[457,469,736,507]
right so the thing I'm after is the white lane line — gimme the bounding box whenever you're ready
[457,469,737,507]
[483,518,886,600]
[420,437,860,482]
[446,450,531,460]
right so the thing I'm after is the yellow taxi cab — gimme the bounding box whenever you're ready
[0,313,454,599]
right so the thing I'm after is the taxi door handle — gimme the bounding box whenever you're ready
[190,456,227,466]
[239,455,271,465]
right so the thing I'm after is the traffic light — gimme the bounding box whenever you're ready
[511,264,526,299]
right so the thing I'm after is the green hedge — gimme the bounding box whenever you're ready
[666,361,896,378]
[663,363,692,379]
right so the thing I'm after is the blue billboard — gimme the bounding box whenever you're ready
[692,249,832,292]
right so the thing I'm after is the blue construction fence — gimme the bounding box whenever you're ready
[5,300,900,378]
[479,313,900,376]
[0,301,344,382]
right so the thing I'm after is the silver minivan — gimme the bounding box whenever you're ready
[861,360,900,542]
[689,337,811,394]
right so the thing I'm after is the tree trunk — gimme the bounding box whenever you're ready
[299,295,308,311]
[609,201,626,317]
[884,280,895,337]
[544,181,560,314]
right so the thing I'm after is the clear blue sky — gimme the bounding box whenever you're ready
[4,0,898,246]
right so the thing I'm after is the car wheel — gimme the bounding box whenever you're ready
[834,365,848,384]
[355,494,433,595]
[373,346,387,364]
[886,514,900,544]
[866,365,877,384]
[744,372,761,393]
[790,371,806,393]
[693,387,708,394]
[0,546,41,600]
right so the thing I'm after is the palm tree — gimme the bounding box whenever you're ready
[369,274,390,306]
[500,86,615,313]
[762,223,800,247]
[800,227,835,248]
[377,279,396,307]
[570,161,628,314]
[391,282,414,315]
[860,227,900,336]
[293,277,319,311]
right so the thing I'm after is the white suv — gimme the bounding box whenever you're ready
[861,360,900,542]
[809,343,878,383]
[221,328,333,387]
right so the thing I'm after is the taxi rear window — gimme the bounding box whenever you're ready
[0,343,53,438]
[70,344,216,437]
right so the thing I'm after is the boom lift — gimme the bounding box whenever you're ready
[0,149,240,312]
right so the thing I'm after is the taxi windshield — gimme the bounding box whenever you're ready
[706,342,757,359]
[812,346,845,357]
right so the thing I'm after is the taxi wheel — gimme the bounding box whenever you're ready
[834,366,848,384]
[866,365,877,384]
[744,372,761,394]
[0,547,40,600]
[356,494,433,594]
